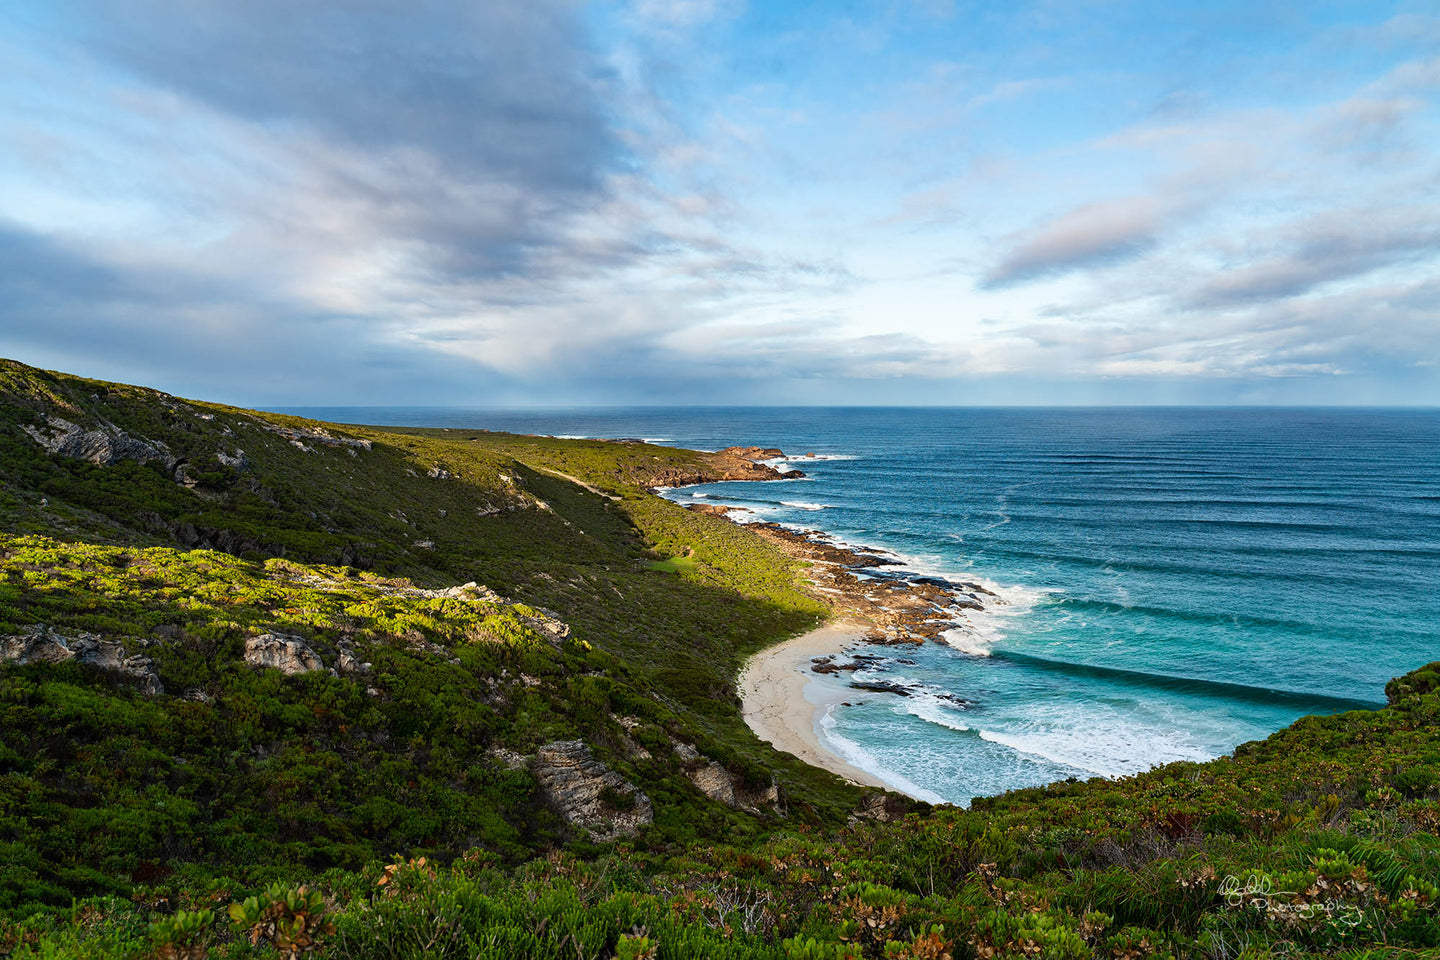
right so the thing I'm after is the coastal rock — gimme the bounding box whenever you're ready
[686,503,734,516]
[0,625,163,696]
[738,522,999,644]
[642,447,804,489]
[22,415,174,469]
[849,679,917,697]
[244,633,325,675]
[810,655,862,675]
[717,446,785,461]
[531,741,653,840]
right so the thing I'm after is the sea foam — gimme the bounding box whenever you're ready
[817,706,947,804]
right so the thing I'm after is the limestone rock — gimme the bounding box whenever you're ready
[518,607,570,647]
[486,747,528,771]
[244,633,325,675]
[672,743,780,814]
[22,415,173,469]
[1,625,163,696]
[686,503,734,516]
[851,792,909,823]
[335,640,371,675]
[532,740,653,841]
[256,421,372,451]
[690,761,737,807]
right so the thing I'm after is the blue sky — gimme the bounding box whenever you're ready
[2,1,1438,405]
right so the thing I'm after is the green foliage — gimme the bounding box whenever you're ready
[149,908,215,960]
[228,883,334,959]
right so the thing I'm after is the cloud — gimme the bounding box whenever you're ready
[69,0,615,198]
[983,196,1172,288]
[1190,208,1440,306]
[3,1,1439,405]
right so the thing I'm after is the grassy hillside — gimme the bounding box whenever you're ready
[0,361,857,898]
[0,359,1436,959]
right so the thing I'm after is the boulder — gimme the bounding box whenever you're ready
[851,792,910,823]
[532,741,653,841]
[335,640,371,675]
[1,625,163,696]
[244,633,325,675]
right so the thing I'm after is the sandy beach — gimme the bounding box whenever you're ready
[738,620,893,790]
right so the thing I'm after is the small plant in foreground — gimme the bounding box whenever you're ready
[615,929,657,960]
[150,908,215,960]
[228,883,334,959]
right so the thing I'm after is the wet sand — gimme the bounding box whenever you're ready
[737,620,892,790]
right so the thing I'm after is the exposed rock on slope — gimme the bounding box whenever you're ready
[673,741,780,814]
[0,625,163,696]
[22,415,174,469]
[532,741,654,840]
[257,421,372,452]
[243,633,326,675]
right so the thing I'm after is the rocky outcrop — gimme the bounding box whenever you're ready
[744,523,1004,645]
[256,421,372,452]
[22,415,173,469]
[686,503,735,516]
[0,625,163,696]
[243,633,325,675]
[517,608,571,647]
[641,447,805,489]
[690,761,738,806]
[850,792,911,823]
[532,741,653,841]
[673,742,780,814]
[335,640,371,675]
[717,446,785,460]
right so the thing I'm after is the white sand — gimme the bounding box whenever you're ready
[737,621,892,790]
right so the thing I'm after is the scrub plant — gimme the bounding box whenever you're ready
[228,883,334,959]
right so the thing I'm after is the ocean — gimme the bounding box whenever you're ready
[284,406,1440,805]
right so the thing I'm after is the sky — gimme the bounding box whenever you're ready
[2,1,1438,406]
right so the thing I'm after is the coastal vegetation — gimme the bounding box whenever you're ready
[0,359,1436,958]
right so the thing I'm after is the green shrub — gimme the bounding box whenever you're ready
[228,883,334,959]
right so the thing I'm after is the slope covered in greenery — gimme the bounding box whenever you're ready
[0,360,1436,959]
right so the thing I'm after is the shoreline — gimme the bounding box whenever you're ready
[737,620,895,791]
[676,450,1008,800]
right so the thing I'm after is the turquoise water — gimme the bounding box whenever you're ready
[286,406,1440,804]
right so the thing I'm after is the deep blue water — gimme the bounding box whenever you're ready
[283,406,1440,804]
